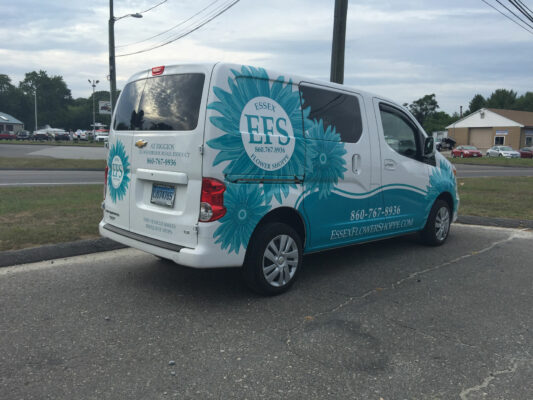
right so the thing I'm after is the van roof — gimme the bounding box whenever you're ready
[124,62,401,111]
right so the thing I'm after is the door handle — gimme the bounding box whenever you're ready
[352,154,361,175]
[384,159,396,170]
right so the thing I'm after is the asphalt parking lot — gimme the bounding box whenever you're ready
[1,224,532,399]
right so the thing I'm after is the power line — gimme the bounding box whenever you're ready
[516,0,533,15]
[480,0,533,34]
[117,0,222,49]
[116,0,240,57]
[493,0,533,28]
[508,0,533,23]
[139,0,168,14]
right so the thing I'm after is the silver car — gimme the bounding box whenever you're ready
[486,145,520,158]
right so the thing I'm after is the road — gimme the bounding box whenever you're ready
[0,143,105,160]
[1,224,532,399]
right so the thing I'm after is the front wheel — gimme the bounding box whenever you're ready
[242,222,302,295]
[420,200,451,246]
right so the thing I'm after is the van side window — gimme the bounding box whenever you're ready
[379,104,420,159]
[300,85,363,143]
[114,73,205,131]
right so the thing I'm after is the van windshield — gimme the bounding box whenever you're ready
[113,73,205,131]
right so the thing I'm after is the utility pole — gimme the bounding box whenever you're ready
[89,79,99,137]
[330,0,348,84]
[33,87,38,132]
[109,0,117,113]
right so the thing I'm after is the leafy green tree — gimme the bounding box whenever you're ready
[423,111,458,134]
[515,92,533,112]
[405,94,439,127]
[19,70,72,129]
[468,94,486,114]
[485,89,517,110]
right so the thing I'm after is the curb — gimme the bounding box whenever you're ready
[1,216,531,268]
[0,238,126,268]
[456,215,533,229]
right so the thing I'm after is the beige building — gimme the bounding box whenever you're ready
[446,108,533,151]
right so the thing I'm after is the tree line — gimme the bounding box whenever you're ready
[404,90,533,134]
[0,70,113,131]
[1,70,531,134]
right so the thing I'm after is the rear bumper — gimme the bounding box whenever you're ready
[99,220,245,269]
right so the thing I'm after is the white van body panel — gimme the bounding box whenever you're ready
[100,62,458,269]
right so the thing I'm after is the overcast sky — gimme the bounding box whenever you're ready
[1,0,532,113]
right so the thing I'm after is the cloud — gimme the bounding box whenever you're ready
[0,0,531,114]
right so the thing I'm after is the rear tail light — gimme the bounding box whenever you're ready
[199,178,226,222]
[152,66,165,76]
[104,165,109,199]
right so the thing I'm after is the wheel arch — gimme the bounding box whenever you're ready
[436,191,454,213]
[250,206,307,248]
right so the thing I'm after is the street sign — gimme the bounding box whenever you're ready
[99,101,112,115]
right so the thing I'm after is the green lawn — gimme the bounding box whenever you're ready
[0,177,531,252]
[457,177,533,220]
[0,185,103,251]
[0,157,105,170]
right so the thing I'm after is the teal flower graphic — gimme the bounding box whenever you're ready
[426,159,457,209]
[207,66,309,204]
[107,140,131,203]
[214,183,271,254]
[305,119,347,199]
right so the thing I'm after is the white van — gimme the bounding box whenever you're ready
[99,63,459,295]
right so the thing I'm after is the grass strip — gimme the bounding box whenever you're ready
[0,157,105,170]
[0,185,103,251]
[0,177,531,252]
[457,176,533,220]
[448,156,533,167]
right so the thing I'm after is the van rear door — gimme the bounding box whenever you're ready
[109,65,210,249]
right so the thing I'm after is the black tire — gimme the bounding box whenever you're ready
[498,153,503,157]
[460,153,464,158]
[242,222,303,295]
[420,199,451,246]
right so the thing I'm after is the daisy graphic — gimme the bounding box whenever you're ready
[207,66,309,204]
[107,140,131,203]
[305,119,347,199]
[213,183,271,254]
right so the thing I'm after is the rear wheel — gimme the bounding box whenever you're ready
[242,222,302,295]
[420,200,451,246]
[460,153,464,158]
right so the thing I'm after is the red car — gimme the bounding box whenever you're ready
[451,145,482,158]
[519,147,533,158]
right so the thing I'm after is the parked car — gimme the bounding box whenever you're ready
[16,130,31,140]
[53,131,70,141]
[100,62,459,295]
[519,147,533,158]
[451,145,482,158]
[486,146,520,158]
[95,131,109,142]
[436,137,456,151]
[0,132,16,140]
[33,130,49,141]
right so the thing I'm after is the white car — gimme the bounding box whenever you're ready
[95,132,109,142]
[486,145,520,158]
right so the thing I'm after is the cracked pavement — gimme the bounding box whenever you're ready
[1,224,532,399]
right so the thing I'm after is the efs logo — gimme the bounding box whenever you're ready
[239,96,295,171]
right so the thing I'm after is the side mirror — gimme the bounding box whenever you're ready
[424,136,435,156]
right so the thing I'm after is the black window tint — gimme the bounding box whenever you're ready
[300,85,363,143]
[379,104,420,159]
[114,73,204,131]
[113,80,146,130]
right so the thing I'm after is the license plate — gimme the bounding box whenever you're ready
[150,184,176,207]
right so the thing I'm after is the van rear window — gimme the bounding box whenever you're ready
[114,73,205,131]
